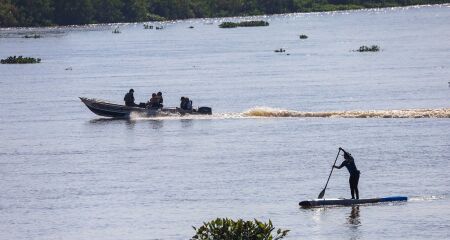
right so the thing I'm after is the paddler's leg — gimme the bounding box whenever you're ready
[349,176,355,199]
[354,173,360,199]
[349,174,360,199]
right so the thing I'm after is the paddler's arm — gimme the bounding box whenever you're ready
[339,147,348,155]
[334,161,346,169]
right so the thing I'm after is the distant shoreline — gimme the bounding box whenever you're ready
[0,2,448,28]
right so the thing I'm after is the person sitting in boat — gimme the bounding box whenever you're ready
[180,97,193,111]
[156,92,163,108]
[180,97,186,110]
[333,147,360,199]
[147,93,160,109]
[185,97,192,111]
[124,89,137,107]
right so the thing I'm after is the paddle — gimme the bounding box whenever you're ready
[317,148,341,199]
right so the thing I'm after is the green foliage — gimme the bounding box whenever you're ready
[122,0,149,22]
[54,0,95,25]
[146,13,166,21]
[191,218,289,240]
[219,20,269,28]
[1,56,41,64]
[239,20,269,27]
[356,45,380,52]
[0,0,448,27]
[219,21,238,28]
[13,0,54,26]
[0,0,19,26]
[92,0,124,23]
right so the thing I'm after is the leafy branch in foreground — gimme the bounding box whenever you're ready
[192,218,289,240]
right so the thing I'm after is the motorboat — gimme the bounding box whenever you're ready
[80,97,212,118]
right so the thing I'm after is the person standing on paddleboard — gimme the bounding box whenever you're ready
[333,147,360,199]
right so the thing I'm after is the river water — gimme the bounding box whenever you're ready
[1,5,449,240]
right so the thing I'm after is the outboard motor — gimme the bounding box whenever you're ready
[197,107,212,115]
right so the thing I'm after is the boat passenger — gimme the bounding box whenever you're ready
[157,92,163,108]
[147,93,160,109]
[185,97,192,111]
[180,97,187,110]
[333,147,360,199]
[180,97,192,111]
[124,89,137,107]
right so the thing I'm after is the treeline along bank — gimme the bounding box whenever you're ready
[0,0,448,27]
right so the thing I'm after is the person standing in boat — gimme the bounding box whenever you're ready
[124,89,137,107]
[333,147,360,199]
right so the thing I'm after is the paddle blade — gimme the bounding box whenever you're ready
[318,189,325,199]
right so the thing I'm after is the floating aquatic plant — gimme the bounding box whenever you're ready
[23,34,41,39]
[219,20,269,28]
[1,56,41,64]
[299,34,308,39]
[356,45,380,52]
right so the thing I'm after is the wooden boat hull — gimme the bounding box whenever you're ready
[80,97,211,118]
[299,196,407,208]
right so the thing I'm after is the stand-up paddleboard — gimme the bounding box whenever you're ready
[299,196,407,208]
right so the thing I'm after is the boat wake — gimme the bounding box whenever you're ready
[242,107,450,118]
[409,195,446,202]
[124,107,450,121]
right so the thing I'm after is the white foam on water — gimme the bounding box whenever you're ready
[242,107,450,118]
[409,195,446,202]
[128,111,245,121]
[127,107,450,121]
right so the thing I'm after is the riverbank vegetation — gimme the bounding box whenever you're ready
[0,0,450,27]
[1,56,41,64]
[192,218,289,240]
[0,0,448,27]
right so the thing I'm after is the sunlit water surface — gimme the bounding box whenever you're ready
[1,5,449,240]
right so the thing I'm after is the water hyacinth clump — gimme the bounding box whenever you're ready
[239,20,269,27]
[357,45,380,52]
[23,34,41,39]
[299,34,308,39]
[219,22,239,28]
[219,20,269,28]
[1,56,41,64]
[192,218,289,240]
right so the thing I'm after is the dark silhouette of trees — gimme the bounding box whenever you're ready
[0,0,448,27]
